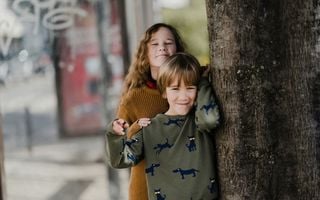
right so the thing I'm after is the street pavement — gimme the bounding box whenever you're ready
[4,135,129,200]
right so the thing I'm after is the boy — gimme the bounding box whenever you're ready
[106,52,220,199]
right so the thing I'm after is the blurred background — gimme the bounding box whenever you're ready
[0,0,209,199]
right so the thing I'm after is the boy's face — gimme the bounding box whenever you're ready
[164,78,197,116]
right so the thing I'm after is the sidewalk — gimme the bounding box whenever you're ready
[4,135,129,200]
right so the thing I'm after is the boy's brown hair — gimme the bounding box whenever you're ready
[157,52,201,96]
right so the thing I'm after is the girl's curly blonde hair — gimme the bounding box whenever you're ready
[121,23,186,95]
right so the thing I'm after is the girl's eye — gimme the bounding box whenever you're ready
[151,43,158,46]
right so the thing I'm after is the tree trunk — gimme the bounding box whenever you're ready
[206,0,320,199]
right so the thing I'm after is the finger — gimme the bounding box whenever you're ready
[139,118,150,121]
[117,119,126,126]
[123,121,129,129]
[113,126,124,135]
[112,119,127,135]
[116,119,129,128]
[139,118,151,123]
[138,119,151,127]
[113,119,122,127]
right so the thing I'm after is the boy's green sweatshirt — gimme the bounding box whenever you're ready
[106,78,220,200]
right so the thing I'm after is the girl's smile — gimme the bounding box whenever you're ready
[148,27,177,80]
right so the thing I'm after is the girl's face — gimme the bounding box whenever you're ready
[148,27,177,80]
[164,78,197,116]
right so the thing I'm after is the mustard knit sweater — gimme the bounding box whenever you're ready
[116,85,168,200]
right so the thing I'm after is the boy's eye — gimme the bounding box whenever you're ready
[168,87,178,90]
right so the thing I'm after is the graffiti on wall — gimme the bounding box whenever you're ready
[0,0,87,56]
[12,0,87,34]
[0,20,18,56]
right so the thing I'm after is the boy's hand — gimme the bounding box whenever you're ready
[112,119,129,135]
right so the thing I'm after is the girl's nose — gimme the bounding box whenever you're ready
[159,45,167,52]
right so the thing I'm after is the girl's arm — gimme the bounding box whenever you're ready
[195,77,220,133]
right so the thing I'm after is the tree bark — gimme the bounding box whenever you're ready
[206,0,320,199]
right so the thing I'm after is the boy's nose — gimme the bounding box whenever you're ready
[179,92,189,99]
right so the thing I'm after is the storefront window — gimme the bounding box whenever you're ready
[0,0,126,198]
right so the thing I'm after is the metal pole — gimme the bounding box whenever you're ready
[0,112,6,200]
[24,107,33,154]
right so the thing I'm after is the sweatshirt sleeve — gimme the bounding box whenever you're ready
[105,121,144,168]
[195,77,220,133]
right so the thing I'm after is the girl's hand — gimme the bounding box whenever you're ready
[201,65,210,77]
[112,119,129,135]
[137,118,151,128]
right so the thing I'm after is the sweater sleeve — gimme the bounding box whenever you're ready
[105,121,144,168]
[195,77,220,133]
[116,101,135,125]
